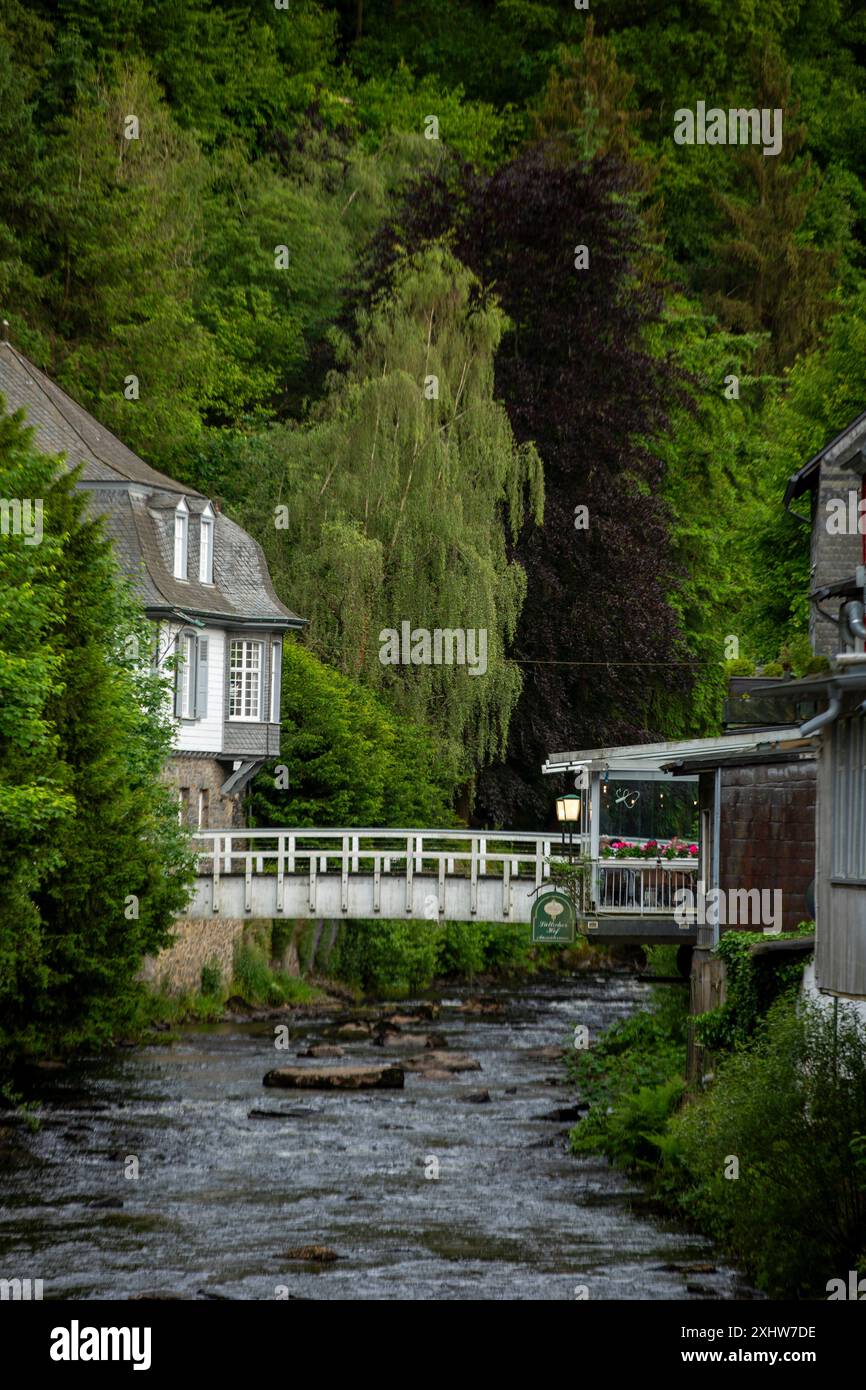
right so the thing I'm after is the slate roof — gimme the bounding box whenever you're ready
[0,339,304,630]
[784,406,866,505]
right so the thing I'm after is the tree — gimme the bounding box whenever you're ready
[0,405,192,1062]
[371,146,692,824]
[0,409,75,1050]
[650,297,765,729]
[529,19,645,161]
[704,47,840,372]
[42,60,222,470]
[248,641,457,828]
[239,243,543,791]
[740,288,866,656]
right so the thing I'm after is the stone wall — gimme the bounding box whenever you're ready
[140,916,304,995]
[162,753,246,829]
[811,463,863,656]
[139,916,248,994]
[719,760,816,933]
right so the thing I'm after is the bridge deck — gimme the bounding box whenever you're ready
[184,829,698,943]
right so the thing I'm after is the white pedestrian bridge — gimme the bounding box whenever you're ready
[186,829,699,943]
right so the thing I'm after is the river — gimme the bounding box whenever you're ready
[0,972,757,1301]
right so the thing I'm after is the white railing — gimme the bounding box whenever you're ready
[189,829,697,918]
[595,859,698,914]
[191,828,567,916]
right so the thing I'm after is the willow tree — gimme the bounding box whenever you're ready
[246,244,543,787]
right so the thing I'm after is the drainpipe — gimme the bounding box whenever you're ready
[799,691,841,738]
[843,601,866,642]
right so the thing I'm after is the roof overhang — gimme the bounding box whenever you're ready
[785,415,866,507]
[749,668,866,737]
[661,737,817,775]
[542,729,806,778]
[147,605,307,631]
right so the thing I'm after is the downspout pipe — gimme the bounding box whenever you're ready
[799,691,841,738]
[843,600,866,641]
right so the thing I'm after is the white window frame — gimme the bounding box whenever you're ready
[228,639,263,721]
[199,507,214,584]
[270,639,281,723]
[179,632,195,718]
[173,498,189,580]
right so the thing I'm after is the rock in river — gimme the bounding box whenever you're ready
[332,1022,371,1040]
[283,1246,339,1263]
[263,1064,404,1091]
[403,1051,481,1074]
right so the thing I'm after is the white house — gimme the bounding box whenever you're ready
[0,333,305,830]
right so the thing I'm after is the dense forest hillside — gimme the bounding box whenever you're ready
[3,0,866,822]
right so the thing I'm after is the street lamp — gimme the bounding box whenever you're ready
[555,793,581,857]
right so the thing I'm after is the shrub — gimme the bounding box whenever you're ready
[332,920,442,995]
[671,998,866,1298]
[200,961,223,998]
[569,988,689,1168]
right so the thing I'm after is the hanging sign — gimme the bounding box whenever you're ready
[531,890,577,943]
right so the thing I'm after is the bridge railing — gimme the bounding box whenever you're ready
[595,859,698,914]
[190,828,567,916]
[189,829,697,918]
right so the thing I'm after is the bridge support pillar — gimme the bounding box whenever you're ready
[686,947,727,1087]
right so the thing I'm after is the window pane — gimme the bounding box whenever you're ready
[180,635,193,716]
[228,640,261,720]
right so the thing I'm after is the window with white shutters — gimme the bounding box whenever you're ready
[174,631,208,721]
[228,640,263,720]
[270,640,282,723]
[178,633,194,718]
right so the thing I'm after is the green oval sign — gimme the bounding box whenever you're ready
[531,890,576,943]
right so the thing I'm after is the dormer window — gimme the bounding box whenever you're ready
[199,507,214,584]
[173,498,189,579]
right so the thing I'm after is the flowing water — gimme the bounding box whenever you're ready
[0,973,757,1301]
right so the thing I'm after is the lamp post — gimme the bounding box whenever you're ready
[555,792,581,858]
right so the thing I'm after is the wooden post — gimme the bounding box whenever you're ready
[686,948,727,1087]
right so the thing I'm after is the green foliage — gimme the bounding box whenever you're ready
[231,940,317,1007]
[249,641,458,827]
[568,988,689,1170]
[703,46,841,373]
[348,64,518,167]
[0,407,194,1064]
[694,926,814,1051]
[331,917,537,995]
[200,961,223,999]
[3,0,865,776]
[333,920,442,996]
[241,244,543,784]
[671,998,866,1297]
[741,290,866,655]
